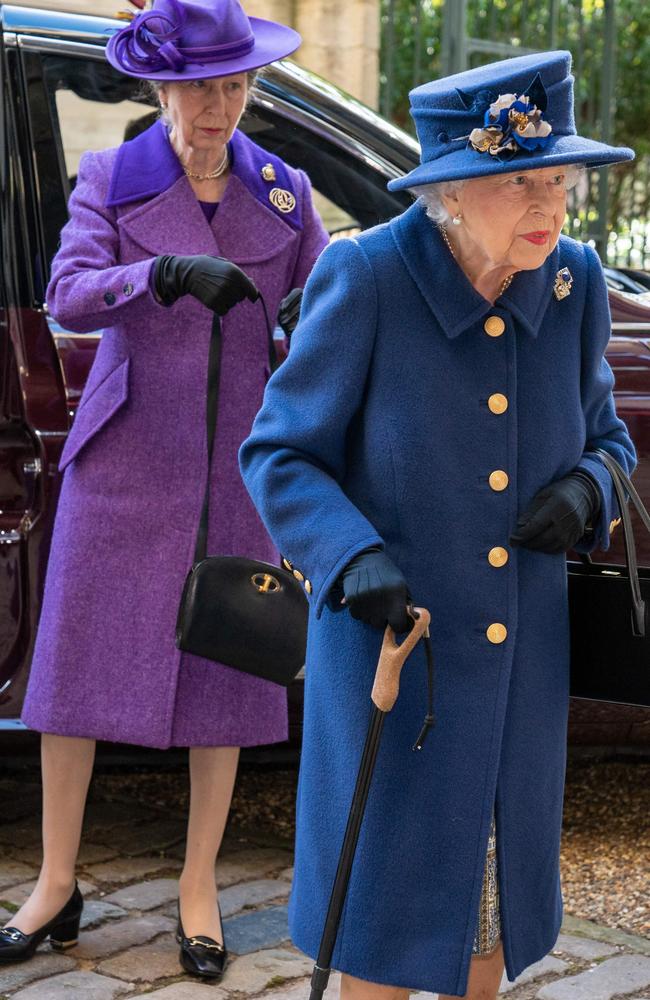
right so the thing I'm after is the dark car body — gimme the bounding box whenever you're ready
[0,4,648,748]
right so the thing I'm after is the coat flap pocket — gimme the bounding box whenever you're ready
[59,358,130,472]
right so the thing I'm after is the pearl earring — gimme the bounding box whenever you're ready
[452,213,462,226]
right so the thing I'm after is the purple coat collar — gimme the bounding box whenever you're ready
[106,119,303,230]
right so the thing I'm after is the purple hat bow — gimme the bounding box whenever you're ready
[111,0,258,75]
[113,0,188,72]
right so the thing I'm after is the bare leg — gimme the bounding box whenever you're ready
[439,941,505,1000]
[339,942,504,1000]
[179,746,240,941]
[4,734,95,934]
[340,973,408,1000]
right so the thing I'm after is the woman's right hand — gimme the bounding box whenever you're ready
[154,254,259,315]
[339,547,413,633]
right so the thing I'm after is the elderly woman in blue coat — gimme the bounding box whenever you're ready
[240,51,636,1000]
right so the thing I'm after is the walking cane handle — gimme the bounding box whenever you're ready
[371,607,431,712]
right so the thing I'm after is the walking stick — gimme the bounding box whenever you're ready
[308,606,435,1000]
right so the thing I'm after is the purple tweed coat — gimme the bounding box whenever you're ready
[21,121,329,749]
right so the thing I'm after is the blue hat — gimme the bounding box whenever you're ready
[387,50,633,192]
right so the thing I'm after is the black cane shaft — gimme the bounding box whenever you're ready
[309,707,385,1000]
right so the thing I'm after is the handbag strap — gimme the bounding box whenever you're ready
[193,297,278,565]
[593,448,650,637]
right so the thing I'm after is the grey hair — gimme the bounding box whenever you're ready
[412,179,467,225]
[413,163,586,225]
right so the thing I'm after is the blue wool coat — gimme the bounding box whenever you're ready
[239,203,636,995]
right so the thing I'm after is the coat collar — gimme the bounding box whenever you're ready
[106,119,303,231]
[390,203,559,339]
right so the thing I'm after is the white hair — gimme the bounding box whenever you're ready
[413,179,467,224]
[413,163,586,225]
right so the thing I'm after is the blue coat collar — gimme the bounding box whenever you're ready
[390,203,559,338]
[106,119,303,230]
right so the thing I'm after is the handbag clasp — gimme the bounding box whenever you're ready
[251,572,281,594]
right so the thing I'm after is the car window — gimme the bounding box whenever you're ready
[25,52,151,272]
[55,89,147,185]
[30,51,408,286]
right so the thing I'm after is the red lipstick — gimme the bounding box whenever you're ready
[521,231,550,245]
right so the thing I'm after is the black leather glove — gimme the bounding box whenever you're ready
[278,288,303,338]
[154,254,259,316]
[339,547,413,633]
[509,471,601,554]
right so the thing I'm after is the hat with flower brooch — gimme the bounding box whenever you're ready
[387,50,633,192]
[106,0,301,81]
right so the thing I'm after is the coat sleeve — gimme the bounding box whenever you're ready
[573,242,637,553]
[46,151,160,334]
[239,236,385,618]
[288,169,330,289]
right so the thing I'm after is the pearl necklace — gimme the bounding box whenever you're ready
[182,147,229,181]
[438,225,514,297]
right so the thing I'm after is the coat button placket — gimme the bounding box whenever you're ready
[484,312,511,645]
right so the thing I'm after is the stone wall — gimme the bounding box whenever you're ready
[17,0,380,107]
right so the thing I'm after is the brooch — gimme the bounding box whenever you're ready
[554,267,573,300]
[465,73,552,161]
[261,163,277,182]
[269,188,296,214]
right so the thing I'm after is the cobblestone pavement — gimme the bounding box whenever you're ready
[0,776,649,999]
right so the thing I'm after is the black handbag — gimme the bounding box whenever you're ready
[175,307,308,686]
[568,448,650,707]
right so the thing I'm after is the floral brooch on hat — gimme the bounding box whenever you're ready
[461,73,553,160]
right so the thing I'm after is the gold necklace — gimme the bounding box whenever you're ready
[438,225,514,297]
[182,147,229,181]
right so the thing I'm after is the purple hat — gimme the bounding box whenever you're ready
[106,0,301,81]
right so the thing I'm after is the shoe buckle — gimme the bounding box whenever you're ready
[188,937,224,951]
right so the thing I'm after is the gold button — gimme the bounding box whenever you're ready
[484,316,505,337]
[489,470,509,491]
[488,547,509,567]
[305,579,312,594]
[486,623,507,644]
[488,393,508,414]
[293,569,304,582]
[282,557,293,571]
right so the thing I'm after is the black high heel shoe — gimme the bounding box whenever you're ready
[176,899,228,980]
[0,882,83,963]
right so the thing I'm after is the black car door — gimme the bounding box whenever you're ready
[0,24,69,724]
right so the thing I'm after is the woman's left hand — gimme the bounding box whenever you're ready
[278,288,303,338]
[509,471,601,554]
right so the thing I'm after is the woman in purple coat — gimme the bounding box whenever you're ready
[2,0,328,980]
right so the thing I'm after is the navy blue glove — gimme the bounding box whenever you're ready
[339,547,412,633]
[509,471,601,554]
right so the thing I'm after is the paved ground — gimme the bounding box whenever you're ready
[0,773,649,999]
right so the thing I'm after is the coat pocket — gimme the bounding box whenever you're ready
[58,357,130,472]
